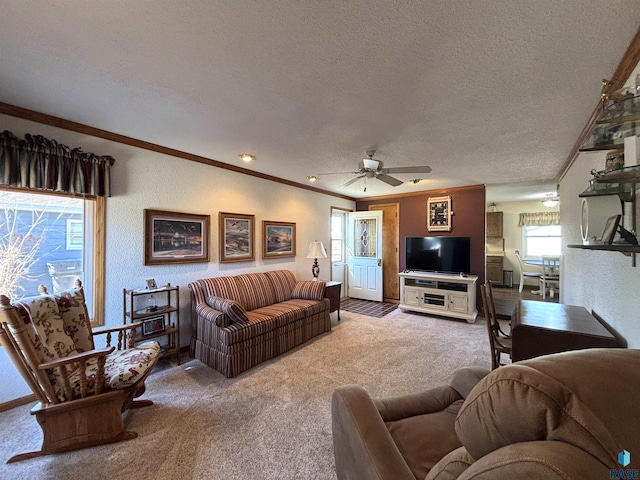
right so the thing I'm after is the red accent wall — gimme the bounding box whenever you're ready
[356,185,487,306]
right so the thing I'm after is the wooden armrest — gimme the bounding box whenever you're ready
[38,347,115,370]
[93,322,142,336]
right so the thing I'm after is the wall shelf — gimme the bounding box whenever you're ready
[567,244,640,255]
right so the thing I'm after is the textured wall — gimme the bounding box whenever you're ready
[0,113,354,403]
[560,150,640,348]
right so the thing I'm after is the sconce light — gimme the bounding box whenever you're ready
[306,241,327,280]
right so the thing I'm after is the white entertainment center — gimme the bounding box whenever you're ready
[398,271,478,323]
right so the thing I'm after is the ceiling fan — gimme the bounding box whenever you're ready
[310,150,432,191]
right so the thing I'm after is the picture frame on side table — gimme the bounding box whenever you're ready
[219,212,255,263]
[427,195,452,232]
[144,209,210,265]
[600,214,621,245]
[142,316,165,336]
[263,221,296,258]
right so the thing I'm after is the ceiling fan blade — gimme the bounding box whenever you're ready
[314,170,362,176]
[340,175,365,188]
[384,165,432,174]
[376,174,404,187]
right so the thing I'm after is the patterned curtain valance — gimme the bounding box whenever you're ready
[518,212,560,226]
[0,130,115,197]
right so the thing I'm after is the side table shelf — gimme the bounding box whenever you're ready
[123,285,181,364]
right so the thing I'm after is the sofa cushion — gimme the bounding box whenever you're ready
[291,281,325,301]
[206,297,249,325]
[57,288,94,353]
[386,400,464,480]
[235,273,277,311]
[197,277,244,305]
[455,349,640,470]
[426,446,475,480]
[264,270,297,303]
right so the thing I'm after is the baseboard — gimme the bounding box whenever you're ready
[0,394,36,413]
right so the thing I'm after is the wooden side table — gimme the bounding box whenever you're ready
[324,281,342,320]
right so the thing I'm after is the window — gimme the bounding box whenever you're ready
[331,210,347,263]
[0,188,105,325]
[522,224,561,259]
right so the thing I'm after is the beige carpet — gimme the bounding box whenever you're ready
[0,308,491,480]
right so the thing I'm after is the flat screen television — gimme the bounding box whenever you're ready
[405,236,471,274]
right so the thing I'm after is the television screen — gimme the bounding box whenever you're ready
[405,236,471,274]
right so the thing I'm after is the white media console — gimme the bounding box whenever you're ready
[398,271,478,323]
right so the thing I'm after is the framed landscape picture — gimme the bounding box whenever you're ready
[144,209,209,265]
[219,212,255,263]
[263,221,296,259]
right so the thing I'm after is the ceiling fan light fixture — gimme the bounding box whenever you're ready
[239,153,255,162]
[542,194,559,208]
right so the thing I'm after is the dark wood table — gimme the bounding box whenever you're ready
[511,300,624,362]
[324,281,342,320]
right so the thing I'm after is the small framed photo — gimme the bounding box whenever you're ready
[601,214,621,245]
[146,278,158,289]
[142,316,165,336]
[263,221,296,258]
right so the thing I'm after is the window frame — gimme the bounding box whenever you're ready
[0,186,106,326]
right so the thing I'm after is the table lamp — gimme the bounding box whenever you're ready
[306,241,327,280]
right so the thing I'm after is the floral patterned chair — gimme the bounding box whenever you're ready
[0,281,161,463]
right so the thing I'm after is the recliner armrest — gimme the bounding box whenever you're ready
[332,385,416,480]
[448,367,490,399]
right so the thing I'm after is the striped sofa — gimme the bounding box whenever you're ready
[189,270,331,377]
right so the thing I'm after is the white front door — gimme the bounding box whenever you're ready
[347,210,383,301]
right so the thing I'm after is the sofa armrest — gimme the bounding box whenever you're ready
[195,302,231,328]
[332,385,416,480]
[374,384,462,422]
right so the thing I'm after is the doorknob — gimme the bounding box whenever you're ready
[377,259,382,266]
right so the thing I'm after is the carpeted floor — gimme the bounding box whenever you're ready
[0,309,491,480]
[340,298,398,318]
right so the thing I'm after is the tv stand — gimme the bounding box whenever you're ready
[399,271,478,323]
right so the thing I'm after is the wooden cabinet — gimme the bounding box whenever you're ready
[123,285,180,364]
[486,255,504,285]
[486,212,503,238]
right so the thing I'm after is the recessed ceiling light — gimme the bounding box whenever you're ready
[307,176,317,182]
[239,153,255,162]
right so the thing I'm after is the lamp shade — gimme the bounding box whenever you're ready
[542,195,559,208]
[306,241,327,259]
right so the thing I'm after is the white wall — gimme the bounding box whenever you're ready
[0,114,354,403]
[559,149,640,348]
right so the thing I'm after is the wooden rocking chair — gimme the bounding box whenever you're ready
[0,281,161,463]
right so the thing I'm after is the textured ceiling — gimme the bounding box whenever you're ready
[1,1,639,200]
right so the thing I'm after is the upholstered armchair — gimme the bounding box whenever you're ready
[332,367,489,480]
[0,281,161,463]
[332,349,640,479]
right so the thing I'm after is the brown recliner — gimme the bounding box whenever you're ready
[331,367,489,480]
[332,348,640,480]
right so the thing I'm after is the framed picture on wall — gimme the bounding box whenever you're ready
[262,221,296,258]
[427,195,452,232]
[144,209,210,265]
[219,212,255,263]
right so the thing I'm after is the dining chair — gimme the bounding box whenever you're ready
[540,255,561,299]
[480,282,512,370]
[514,250,542,293]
